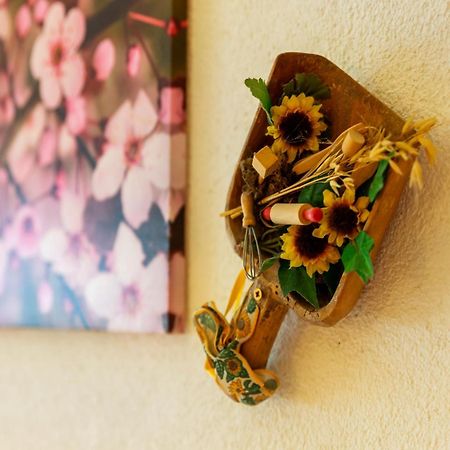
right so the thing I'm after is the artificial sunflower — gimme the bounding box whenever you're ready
[228,379,245,401]
[267,93,327,162]
[224,357,244,377]
[313,189,370,246]
[280,224,340,277]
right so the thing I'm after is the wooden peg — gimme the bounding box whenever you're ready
[252,146,279,179]
[342,129,365,157]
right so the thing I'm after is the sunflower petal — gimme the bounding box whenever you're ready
[343,188,355,204]
[323,190,336,207]
[287,147,297,163]
[356,196,370,210]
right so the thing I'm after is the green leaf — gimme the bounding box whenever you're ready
[241,396,256,406]
[197,312,216,332]
[244,78,273,124]
[341,231,375,283]
[239,367,249,378]
[323,261,344,296]
[244,382,261,395]
[282,73,330,100]
[260,256,279,273]
[278,260,319,308]
[226,372,235,383]
[215,360,225,379]
[368,160,389,202]
[246,297,257,314]
[297,182,329,206]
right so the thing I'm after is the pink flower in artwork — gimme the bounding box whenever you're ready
[36,119,76,169]
[65,95,86,135]
[15,4,32,38]
[85,223,169,333]
[0,72,15,125]
[91,90,158,228]
[159,87,185,126]
[145,131,186,221]
[92,38,115,81]
[8,103,46,182]
[0,240,8,295]
[0,6,12,41]
[126,44,141,78]
[33,0,49,24]
[9,205,42,259]
[40,191,99,287]
[30,2,86,109]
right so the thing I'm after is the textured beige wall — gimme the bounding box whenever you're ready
[0,0,449,449]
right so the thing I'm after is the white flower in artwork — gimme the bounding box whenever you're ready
[91,90,159,229]
[85,223,169,333]
[40,191,99,287]
[146,131,186,222]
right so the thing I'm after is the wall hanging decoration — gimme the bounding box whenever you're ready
[0,0,187,333]
[194,53,437,405]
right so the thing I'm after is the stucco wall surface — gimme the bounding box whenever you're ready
[0,0,449,449]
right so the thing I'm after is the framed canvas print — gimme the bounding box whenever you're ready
[0,0,187,333]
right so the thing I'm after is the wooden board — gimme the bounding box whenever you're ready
[225,53,411,328]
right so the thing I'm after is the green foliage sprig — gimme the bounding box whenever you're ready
[282,73,330,100]
[244,78,273,124]
[341,231,374,283]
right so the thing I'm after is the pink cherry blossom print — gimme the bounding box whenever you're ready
[126,44,141,78]
[0,7,11,41]
[92,38,115,81]
[30,2,86,109]
[85,224,169,333]
[33,0,48,24]
[65,96,87,135]
[40,192,99,288]
[0,72,15,125]
[15,4,31,39]
[141,130,186,221]
[8,103,46,183]
[36,119,76,168]
[38,126,57,166]
[0,241,7,296]
[91,90,158,229]
[37,280,54,314]
[9,205,42,259]
[159,87,185,126]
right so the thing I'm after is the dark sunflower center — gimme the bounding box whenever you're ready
[225,358,241,375]
[329,204,358,235]
[295,225,327,259]
[279,111,313,146]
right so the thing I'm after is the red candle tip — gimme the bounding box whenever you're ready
[303,207,323,223]
[262,206,272,222]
